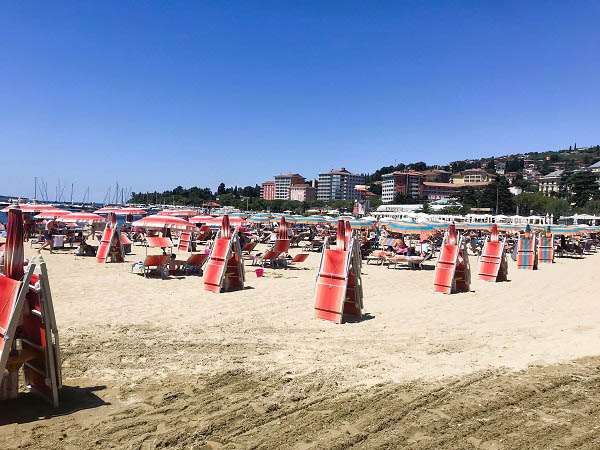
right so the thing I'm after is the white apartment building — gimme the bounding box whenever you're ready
[317,168,364,202]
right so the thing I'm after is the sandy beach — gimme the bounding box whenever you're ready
[1,242,600,449]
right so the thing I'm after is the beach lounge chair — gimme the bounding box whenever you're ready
[203,215,245,293]
[538,235,554,263]
[132,255,169,278]
[282,253,309,269]
[433,225,470,294]
[183,253,209,275]
[365,250,387,265]
[96,223,124,263]
[478,225,508,281]
[314,220,363,324]
[517,232,537,270]
[241,242,257,254]
[178,232,192,253]
[252,250,282,268]
[387,251,433,270]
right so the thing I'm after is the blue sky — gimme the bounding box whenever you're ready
[1,1,599,201]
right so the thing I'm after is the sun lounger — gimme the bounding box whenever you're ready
[365,251,386,265]
[282,253,309,269]
[252,250,282,268]
[314,220,363,323]
[387,251,432,270]
[183,253,209,274]
[178,232,192,252]
[241,242,257,254]
[132,255,169,278]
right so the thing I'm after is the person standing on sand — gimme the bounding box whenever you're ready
[38,217,58,254]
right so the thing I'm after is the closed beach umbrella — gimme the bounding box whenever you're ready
[5,206,24,281]
[58,212,107,224]
[131,214,195,231]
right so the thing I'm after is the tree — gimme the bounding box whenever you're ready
[563,171,600,207]
[217,183,226,195]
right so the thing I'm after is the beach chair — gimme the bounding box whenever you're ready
[433,225,471,294]
[517,232,538,270]
[314,220,363,324]
[177,231,192,253]
[538,235,554,264]
[132,255,169,278]
[184,253,209,275]
[387,251,433,270]
[203,215,245,293]
[252,250,282,267]
[283,252,309,269]
[196,225,212,243]
[96,223,124,263]
[241,242,257,254]
[478,224,508,282]
[273,217,290,253]
[365,250,386,265]
[121,233,133,254]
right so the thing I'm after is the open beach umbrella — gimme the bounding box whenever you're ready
[115,207,146,215]
[34,210,70,219]
[94,206,120,214]
[189,215,213,224]
[5,205,24,281]
[304,215,328,224]
[385,221,436,233]
[455,223,493,231]
[348,219,376,230]
[58,212,107,224]
[2,204,62,213]
[247,215,272,224]
[158,209,197,217]
[131,214,195,231]
[204,215,246,227]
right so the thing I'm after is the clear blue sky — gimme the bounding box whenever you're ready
[2,1,599,202]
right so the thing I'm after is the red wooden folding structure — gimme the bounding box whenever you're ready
[478,224,508,282]
[178,231,192,253]
[314,220,363,323]
[433,224,471,294]
[538,230,554,264]
[203,215,245,293]
[1,259,62,406]
[196,225,212,242]
[517,226,538,270]
[273,216,290,253]
[96,219,124,263]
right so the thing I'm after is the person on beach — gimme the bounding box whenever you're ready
[38,217,58,254]
[88,223,97,241]
[23,213,33,242]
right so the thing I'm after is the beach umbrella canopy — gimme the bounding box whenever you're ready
[131,214,195,231]
[94,206,120,214]
[384,221,436,233]
[455,223,493,231]
[34,210,70,219]
[348,219,376,230]
[115,207,146,215]
[58,212,107,224]
[304,215,328,224]
[247,215,272,224]
[5,206,24,281]
[2,203,61,213]
[158,209,197,217]
[204,215,246,227]
[189,215,214,224]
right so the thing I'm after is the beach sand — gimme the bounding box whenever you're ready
[1,241,600,448]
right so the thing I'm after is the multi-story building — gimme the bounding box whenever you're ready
[423,181,490,201]
[289,184,316,202]
[451,168,493,184]
[317,168,364,202]
[421,169,451,183]
[538,170,563,196]
[261,181,275,200]
[274,173,305,200]
[381,171,425,203]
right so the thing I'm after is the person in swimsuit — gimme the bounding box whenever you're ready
[38,217,58,254]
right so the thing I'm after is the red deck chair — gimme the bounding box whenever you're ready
[241,242,257,254]
[517,229,537,270]
[184,253,209,274]
[538,235,554,263]
[433,225,471,294]
[254,249,282,267]
[478,224,508,282]
[178,231,192,252]
[132,254,169,278]
[285,253,309,268]
[196,225,212,242]
[203,215,245,293]
[314,220,363,323]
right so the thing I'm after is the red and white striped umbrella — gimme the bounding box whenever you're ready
[58,212,107,224]
[158,209,197,217]
[5,206,24,281]
[115,207,146,215]
[94,206,120,214]
[131,214,195,231]
[189,215,213,224]
[204,216,246,227]
[1,203,62,213]
[34,210,70,219]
